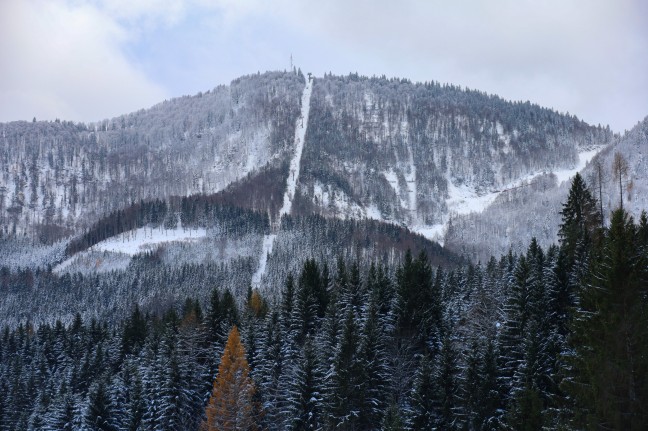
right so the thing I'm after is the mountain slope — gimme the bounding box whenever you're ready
[0,71,627,267]
[0,71,304,241]
[444,116,648,261]
[296,74,614,238]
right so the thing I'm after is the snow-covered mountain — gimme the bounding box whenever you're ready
[294,74,614,245]
[2,70,639,270]
[1,69,646,431]
[0,71,303,240]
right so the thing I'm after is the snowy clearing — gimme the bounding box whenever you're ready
[553,147,601,185]
[89,226,206,255]
[412,146,603,246]
[55,225,206,273]
[280,78,313,217]
[254,78,313,287]
[404,132,418,223]
[251,234,277,287]
[383,169,401,204]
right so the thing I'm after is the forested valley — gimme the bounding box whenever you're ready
[0,174,646,430]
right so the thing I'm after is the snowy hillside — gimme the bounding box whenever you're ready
[418,145,605,246]
[0,70,625,268]
[294,74,614,253]
[444,117,648,261]
[0,71,305,240]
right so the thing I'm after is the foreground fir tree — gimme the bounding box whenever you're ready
[286,337,324,431]
[434,335,460,430]
[252,310,284,431]
[566,209,648,430]
[204,325,258,431]
[326,307,363,430]
[356,299,390,429]
[558,173,601,257]
[558,172,602,293]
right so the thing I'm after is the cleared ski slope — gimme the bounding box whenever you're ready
[252,77,313,287]
[279,79,313,216]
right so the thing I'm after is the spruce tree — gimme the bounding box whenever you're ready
[327,308,362,430]
[122,304,147,356]
[85,381,115,431]
[567,209,648,430]
[407,354,436,430]
[287,337,323,431]
[499,254,530,395]
[294,260,321,345]
[479,337,503,429]
[435,335,460,430]
[357,299,389,429]
[463,342,483,429]
[558,173,601,266]
[253,311,284,431]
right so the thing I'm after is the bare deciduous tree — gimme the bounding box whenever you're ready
[612,152,629,210]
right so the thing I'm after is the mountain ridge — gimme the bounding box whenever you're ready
[0,70,637,268]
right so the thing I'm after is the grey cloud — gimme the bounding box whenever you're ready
[1,0,645,131]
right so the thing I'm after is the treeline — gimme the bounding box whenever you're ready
[66,199,169,255]
[176,194,269,234]
[205,160,289,224]
[0,258,255,328]
[257,211,463,298]
[3,205,462,327]
[280,212,459,265]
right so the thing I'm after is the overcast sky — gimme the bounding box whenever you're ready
[1,0,646,132]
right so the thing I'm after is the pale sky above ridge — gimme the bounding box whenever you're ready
[1,0,646,132]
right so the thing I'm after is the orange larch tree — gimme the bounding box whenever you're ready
[203,325,257,431]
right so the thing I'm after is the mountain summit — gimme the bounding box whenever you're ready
[0,71,616,251]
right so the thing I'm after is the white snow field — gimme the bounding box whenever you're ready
[252,78,313,287]
[250,234,277,287]
[54,225,206,273]
[413,146,603,245]
[405,137,418,224]
[280,78,313,217]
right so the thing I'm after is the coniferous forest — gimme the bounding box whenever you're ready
[0,174,646,430]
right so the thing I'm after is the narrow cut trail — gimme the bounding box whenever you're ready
[251,77,313,288]
[405,140,418,224]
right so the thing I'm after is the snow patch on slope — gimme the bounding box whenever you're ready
[89,226,206,255]
[413,146,604,245]
[383,169,401,202]
[55,225,206,273]
[405,141,418,223]
[313,181,368,219]
[251,234,277,286]
[553,147,600,185]
[280,79,313,217]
